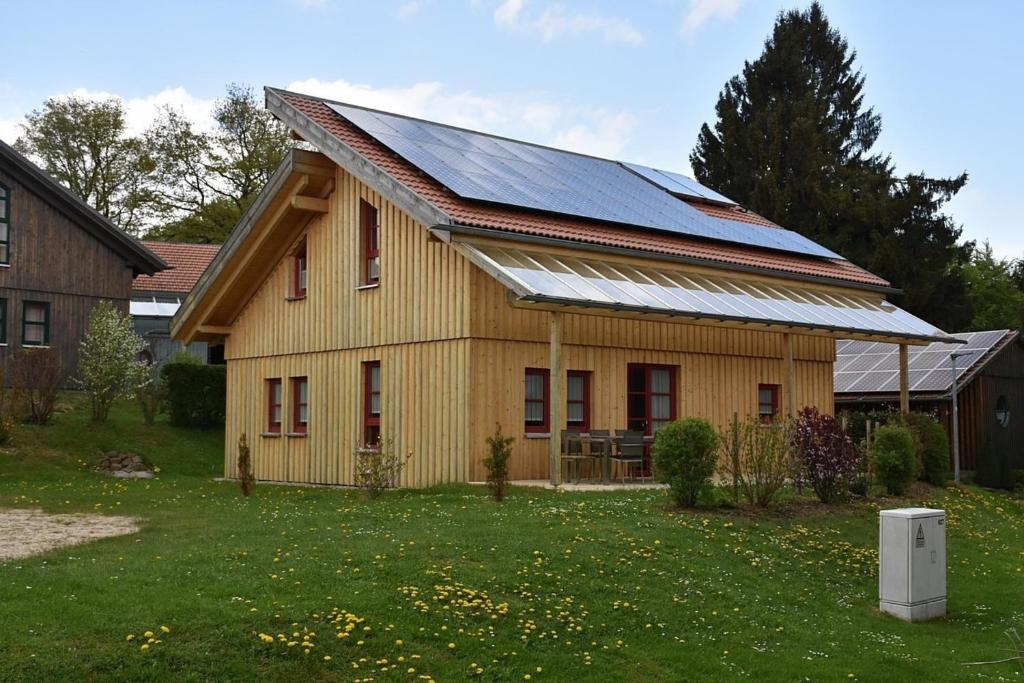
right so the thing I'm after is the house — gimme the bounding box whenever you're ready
[0,140,165,381]
[172,87,958,488]
[835,330,1023,486]
[132,241,222,365]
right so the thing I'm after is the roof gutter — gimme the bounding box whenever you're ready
[435,223,902,296]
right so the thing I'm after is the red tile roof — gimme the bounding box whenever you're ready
[133,241,220,294]
[276,90,890,289]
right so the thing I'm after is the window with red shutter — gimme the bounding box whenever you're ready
[266,378,282,433]
[566,370,591,432]
[291,376,308,434]
[364,361,381,445]
[524,368,549,433]
[292,239,307,298]
[360,200,379,285]
[758,384,780,423]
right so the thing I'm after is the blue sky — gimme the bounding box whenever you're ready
[1,0,1020,258]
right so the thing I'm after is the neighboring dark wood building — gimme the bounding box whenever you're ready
[835,330,1024,486]
[0,140,165,381]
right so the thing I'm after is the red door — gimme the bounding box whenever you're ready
[627,364,676,474]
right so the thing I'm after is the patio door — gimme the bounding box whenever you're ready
[627,364,676,473]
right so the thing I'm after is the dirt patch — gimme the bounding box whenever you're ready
[0,508,140,562]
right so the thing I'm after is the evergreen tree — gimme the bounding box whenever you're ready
[691,2,973,330]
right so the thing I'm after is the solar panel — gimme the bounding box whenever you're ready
[326,102,843,260]
[457,241,955,343]
[834,329,1011,394]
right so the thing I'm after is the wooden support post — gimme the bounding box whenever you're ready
[898,343,910,415]
[782,332,795,417]
[549,311,563,486]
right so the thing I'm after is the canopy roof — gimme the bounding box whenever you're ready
[454,240,958,344]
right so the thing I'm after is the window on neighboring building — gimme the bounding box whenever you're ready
[0,298,6,345]
[266,378,283,434]
[566,370,591,432]
[996,395,1010,429]
[291,376,309,434]
[293,238,307,298]
[524,368,550,433]
[364,361,381,445]
[22,301,49,346]
[360,200,380,285]
[758,384,780,423]
[0,183,9,264]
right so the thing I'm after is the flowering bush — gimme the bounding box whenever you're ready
[76,301,149,423]
[355,437,412,499]
[718,415,793,507]
[653,418,720,507]
[871,424,916,495]
[790,407,861,503]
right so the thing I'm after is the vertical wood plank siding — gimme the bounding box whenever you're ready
[223,165,838,486]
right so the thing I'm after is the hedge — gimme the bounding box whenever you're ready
[161,362,226,428]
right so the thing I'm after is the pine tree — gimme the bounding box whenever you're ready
[691,2,973,330]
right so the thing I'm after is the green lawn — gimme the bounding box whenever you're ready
[0,397,1022,682]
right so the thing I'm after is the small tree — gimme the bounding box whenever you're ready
[790,407,861,503]
[8,347,63,424]
[136,362,165,426]
[483,424,514,502]
[900,412,950,486]
[76,302,149,422]
[871,425,916,495]
[237,433,255,496]
[717,416,793,507]
[354,438,412,499]
[653,418,720,508]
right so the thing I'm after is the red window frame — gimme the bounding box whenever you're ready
[626,364,677,436]
[524,368,550,433]
[292,238,307,298]
[266,378,282,433]
[291,376,308,434]
[566,370,591,432]
[757,384,780,423]
[363,361,381,446]
[361,200,379,285]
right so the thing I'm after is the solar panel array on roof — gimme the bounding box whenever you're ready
[326,102,842,260]
[456,241,954,343]
[834,330,1011,394]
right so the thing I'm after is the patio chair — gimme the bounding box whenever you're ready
[560,430,598,483]
[611,430,646,483]
[586,430,611,481]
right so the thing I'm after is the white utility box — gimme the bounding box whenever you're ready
[879,508,946,621]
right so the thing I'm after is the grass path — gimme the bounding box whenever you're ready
[0,398,1021,681]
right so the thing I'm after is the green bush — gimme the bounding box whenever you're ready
[901,412,949,486]
[161,362,226,428]
[653,418,720,507]
[871,425,916,495]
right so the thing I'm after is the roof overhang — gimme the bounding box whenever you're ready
[171,148,336,343]
[447,236,960,346]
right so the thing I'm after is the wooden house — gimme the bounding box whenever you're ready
[836,330,1024,486]
[132,241,222,365]
[0,140,165,381]
[173,88,959,487]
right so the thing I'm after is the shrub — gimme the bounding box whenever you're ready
[717,415,793,507]
[0,412,13,446]
[483,424,514,502]
[790,407,861,503]
[7,347,63,424]
[136,363,165,426]
[161,362,226,428]
[76,302,149,422]
[871,425,916,495]
[354,438,412,499]
[901,412,949,486]
[167,350,202,366]
[653,418,720,508]
[237,433,255,496]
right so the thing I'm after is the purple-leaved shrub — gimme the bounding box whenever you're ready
[790,407,861,503]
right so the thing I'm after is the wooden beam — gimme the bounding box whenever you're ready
[899,343,910,414]
[783,332,795,417]
[549,311,563,486]
[290,195,330,213]
[197,325,232,336]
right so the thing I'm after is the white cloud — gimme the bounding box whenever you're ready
[397,0,421,20]
[285,77,637,159]
[681,0,743,37]
[494,0,643,45]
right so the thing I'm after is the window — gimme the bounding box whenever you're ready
[22,301,49,346]
[0,183,8,264]
[758,384,780,423]
[291,376,309,434]
[266,378,283,433]
[524,368,550,433]
[292,239,307,298]
[364,361,381,445]
[0,298,6,345]
[566,371,591,432]
[996,395,1010,428]
[360,200,380,285]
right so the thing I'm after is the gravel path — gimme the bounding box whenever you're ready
[0,508,139,562]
